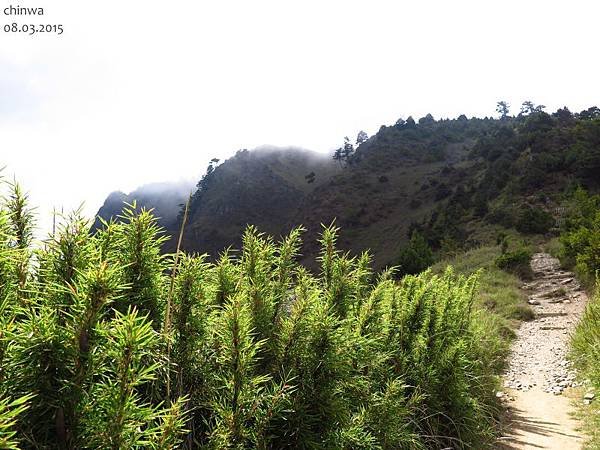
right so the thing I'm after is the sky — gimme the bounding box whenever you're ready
[1,0,599,234]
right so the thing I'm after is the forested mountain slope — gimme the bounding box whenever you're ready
[95,107,600,269]
[93,180,194,230]
[173,146,339,258]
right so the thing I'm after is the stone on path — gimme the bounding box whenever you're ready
[498,253,589,450]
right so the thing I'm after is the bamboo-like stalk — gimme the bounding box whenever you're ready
[164,194,191,399]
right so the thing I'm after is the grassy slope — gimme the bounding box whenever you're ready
[296,140,483,269]
[571,288,600,449]
[434,246,533,328]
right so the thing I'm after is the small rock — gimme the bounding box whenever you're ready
[584,392,595,401]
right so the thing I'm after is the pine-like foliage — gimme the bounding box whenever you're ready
[0,395,32,448]
[0,178,507,449]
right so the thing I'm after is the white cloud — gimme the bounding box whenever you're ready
[1,0,599,234]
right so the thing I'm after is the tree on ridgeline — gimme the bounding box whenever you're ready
[520,100,546,116]
[496,100,510,119]
[418,113,435,125]
[405,116,417,128]
[332,146,344,167]
[343,136,354,159]
[356,130,369,146]
[195,157,221,193]
[578,106,600,120]
[553,106,574,124]
[332,136,356,167]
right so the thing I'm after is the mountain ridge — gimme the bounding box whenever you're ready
[94,107,600,269]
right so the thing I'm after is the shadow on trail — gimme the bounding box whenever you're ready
[497,406,582,449]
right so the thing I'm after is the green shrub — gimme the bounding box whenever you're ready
[515,207,555,234]
[543,238,563,260]
[434,246,530,332]
[396,231,434,276]
[0,395,32,449]
[560,188,600,285]
[487,206,516,228]
[495,248,533,279]
[0,179,509,449]
[564,192,600,447]
[572,291,600,380]
[409,198,422,209]
[571,288,600,444]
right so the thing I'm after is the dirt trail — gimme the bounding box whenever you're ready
[497,253,588,449]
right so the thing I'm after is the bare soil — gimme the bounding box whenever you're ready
[497,253,589,449]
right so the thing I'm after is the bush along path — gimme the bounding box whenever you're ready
[498,253,588,449]
[0,180,513,449]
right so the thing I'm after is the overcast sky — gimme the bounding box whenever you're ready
[1,0,599,233]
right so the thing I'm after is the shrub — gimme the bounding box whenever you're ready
[396,231,434,276]
[516,207,555,234]
[409,198,422,209]
[571,288,600,444]
[495,248,533,279]
[487,206,516,228]
[0,395,32,449]
[0,179,508,449]
[560,188,600,285]
[473,195,489,217]
[564,191,600,447]
[434,183,452,201]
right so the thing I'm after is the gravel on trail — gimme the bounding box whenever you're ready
[497,253,591,449]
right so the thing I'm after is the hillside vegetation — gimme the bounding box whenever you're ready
[94,180,195,231]
[0,179,512,449]
[558,188,600,447]
[180,147,339,259]
[96,105,600,272]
